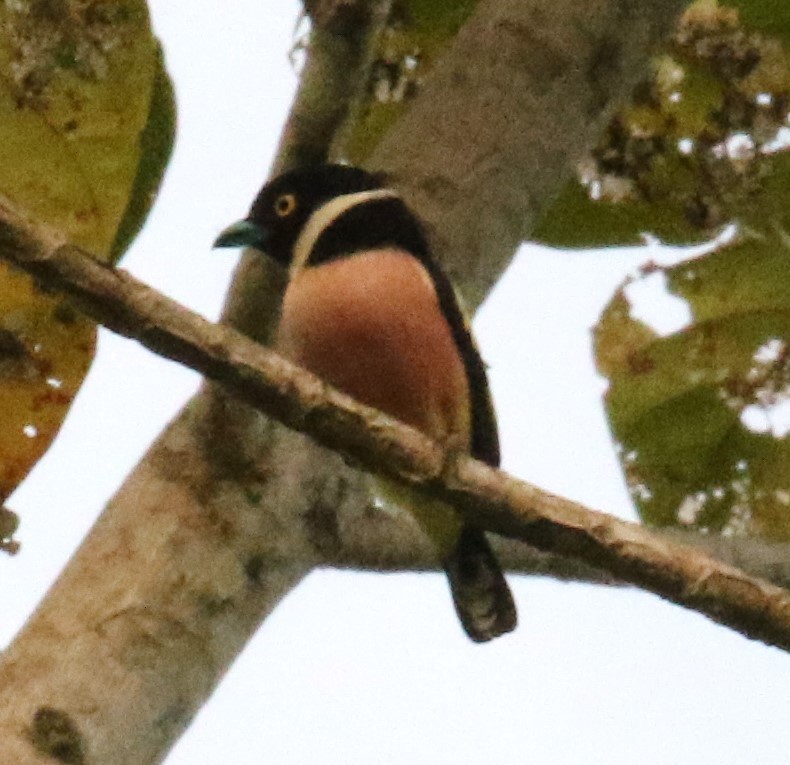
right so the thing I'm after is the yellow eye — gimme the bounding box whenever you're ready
[274,193,297,217]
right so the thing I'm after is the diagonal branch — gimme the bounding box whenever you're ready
[2,200,789,652]
[328,507,790,590]
[0,2,732,762]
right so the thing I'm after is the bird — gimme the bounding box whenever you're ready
[214,163,516,642]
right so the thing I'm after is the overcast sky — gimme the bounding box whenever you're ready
[2,2,789,763]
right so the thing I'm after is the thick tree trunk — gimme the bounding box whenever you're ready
[0,1,689,762]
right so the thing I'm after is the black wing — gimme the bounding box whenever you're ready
[424,265,500,468]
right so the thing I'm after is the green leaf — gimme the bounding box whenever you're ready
[598,236,790,540]
[532,170,708,249]
[344,0,479,162]
[733,0,790,42]
[535,2,790,250]
[0,1,174,505]
[111,44,176,259]
[0,1,167,257]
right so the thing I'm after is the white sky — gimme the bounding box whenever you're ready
[2,2,789,763]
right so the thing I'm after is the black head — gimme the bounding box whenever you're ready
[213,164,387,266]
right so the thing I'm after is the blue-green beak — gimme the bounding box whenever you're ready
[213,220,269,251]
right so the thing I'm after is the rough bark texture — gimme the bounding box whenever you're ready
[371,0,674,306]
[2,222,790,652]
[0,1,694,763]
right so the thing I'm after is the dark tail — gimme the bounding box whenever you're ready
[444,526,517,642]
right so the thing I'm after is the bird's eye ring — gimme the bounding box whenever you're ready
[274,193,297,217]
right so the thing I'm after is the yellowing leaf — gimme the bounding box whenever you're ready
[0,270,94,503]
[0,1,174,511]
[0,1,160,256]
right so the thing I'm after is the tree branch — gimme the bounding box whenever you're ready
[368,0,691,306]
[1,205,789,652]
[0,1,701,762]
[329,506,790,590]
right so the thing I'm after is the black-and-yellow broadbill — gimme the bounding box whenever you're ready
[215,164,517,642]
